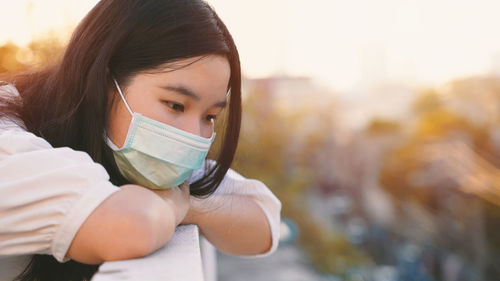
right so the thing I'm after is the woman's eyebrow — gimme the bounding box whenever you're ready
[214,99,227,108]
[162,85,227,108]
[162,85,200,100]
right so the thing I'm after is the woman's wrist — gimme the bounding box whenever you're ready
[182,198,199,225]
[181,196,208,225]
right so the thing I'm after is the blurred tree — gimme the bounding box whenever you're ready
[231,85,371,275]
[0,37,63,75]
[412,89,442,115]
[0,42,24,73]
[415,108,475,138]
[379,79,500,279]
[366,118,401,135]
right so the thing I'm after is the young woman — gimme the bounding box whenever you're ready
[0,0,281,280]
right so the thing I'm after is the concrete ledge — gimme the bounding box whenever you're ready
[92,224,204,281]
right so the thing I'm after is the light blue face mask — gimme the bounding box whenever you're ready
[107,78,215,189]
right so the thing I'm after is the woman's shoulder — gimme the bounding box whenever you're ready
[0,82,26,132]
[0,81,20,98]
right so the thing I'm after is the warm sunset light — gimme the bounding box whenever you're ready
[2,1,500,280]
[3,0,500,92]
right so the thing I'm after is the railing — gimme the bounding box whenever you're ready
[91,225,206,281]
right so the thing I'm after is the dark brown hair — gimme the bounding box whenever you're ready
[0,0,241,280]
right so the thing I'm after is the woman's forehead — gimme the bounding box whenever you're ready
[128,56,230,101]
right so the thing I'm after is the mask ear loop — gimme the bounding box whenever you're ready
[113,78,134,116]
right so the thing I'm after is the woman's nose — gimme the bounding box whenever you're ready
[180,116,203,137]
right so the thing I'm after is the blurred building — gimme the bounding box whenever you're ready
[242,75,337,116]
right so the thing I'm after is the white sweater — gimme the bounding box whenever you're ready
[0,84,281,280]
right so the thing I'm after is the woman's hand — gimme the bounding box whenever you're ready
[179,194,273,255]
[150,182,191,226]
[181,195,205,225]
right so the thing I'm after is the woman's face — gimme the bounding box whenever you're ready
[107,55,230,147]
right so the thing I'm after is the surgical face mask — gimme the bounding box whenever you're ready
[106,78,215,189]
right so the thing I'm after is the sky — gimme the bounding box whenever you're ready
[2,0,500,93]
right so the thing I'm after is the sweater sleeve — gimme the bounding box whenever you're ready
[0,126,120,263]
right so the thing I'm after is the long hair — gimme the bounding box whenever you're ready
[0,0,242,280]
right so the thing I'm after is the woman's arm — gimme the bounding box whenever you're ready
[182,194,272,256]
[67,184,189,264]
[182,167,281,256]
[0,124,190,265]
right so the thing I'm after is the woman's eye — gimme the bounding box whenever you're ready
[206,115,217,122]
[164,101,184,112]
